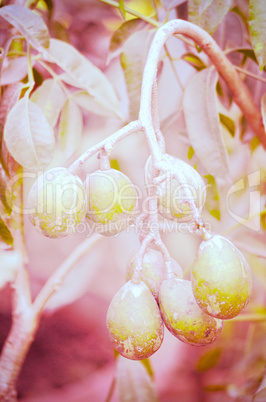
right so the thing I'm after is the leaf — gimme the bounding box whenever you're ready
[116,356,159,402]
[196,347,222,372]
[249,0,266,70]
[31,78,66,127]
[187,146,195,160]
[45,39,123,119]
[253,370,266,401]
[0,217,13,246]
[140,359,154,380]
[59,99,83,160]
[203,174,220,220]
[236,48,258,65]
[4,95,55,170]
[109,19,147,54]
[188,0,232,34]
[161,0,187,10]
[0,83,23,175]
[0,4,49,50]
[181,53,206,71]
[72,91,116,117]
[0,170,12,215]
[119,0,126,17]
[1,57,30,86]
[183,68,230,180]
[219,113,235,136]
[120,30,152,120]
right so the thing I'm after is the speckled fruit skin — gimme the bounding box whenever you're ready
[159,278,223,346]
[191,235,252,319]
[145,154,206,222]
[106,280,164,360]
[126,249,183,301]
[84,169,138,236]
[27,168,86,239]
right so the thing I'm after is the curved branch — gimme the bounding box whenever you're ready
[139,19,266,148]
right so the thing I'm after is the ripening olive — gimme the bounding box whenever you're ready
[84,169,138,236]
[27,167,86,238]
[106,280,164,360]
[126,248,183,301]
[191,235,252,319]
[159,278,223,346]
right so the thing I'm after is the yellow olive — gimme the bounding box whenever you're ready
[145,154,206,222]
[191,235,252,319]
[159,278,223,346]
[126,248,183,301]
[106,280,164,360]
[27,167,86,238]
[84,169,138,236]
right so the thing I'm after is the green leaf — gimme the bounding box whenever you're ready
[116,356,159,402]
[187,146,195,160]
[140,359,154,380]
[219,113,235,136]
[204,174,220,220]
[236,49,258,65]
[196,347,222,372]
[45,39,124,120]
[183,68,230,180]
[4,95,55,170]
[261,93,266,134]
[0,4,49,50]
[31,78,66,128]
[188,0,232,34]
[110,19,147,54]
[59,99,83,160]
[0,170,12,215]
[181,53,206,71]
[249,0,266,70]
[121,30,152,120]
[0,217,13,246]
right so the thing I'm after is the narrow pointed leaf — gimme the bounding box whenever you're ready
[261,93,266,133]
[249,0,266,69]
[181,53,206,71]
[4,96,55,170]
[188,0,232,34]
[59,99,83,160]
[31,78,66,127]
[0,5,49,49]
[203,174,220,220]
[120,30,152,120]
[183,68,230,180]
[109,19,147,54]
[219,113,235,137]
[45,39,123,119]
[116,357,159,402]
[0,217,13,246]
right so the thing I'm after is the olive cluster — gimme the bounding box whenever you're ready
[27,154,252,361]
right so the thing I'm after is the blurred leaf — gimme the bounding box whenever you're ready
[0,4,49,50]
[31,78,65,127]
[109,19,147,54]
[59,99,83,160]
[140,359,154,380]
[0,170,12,215]
[253,369,266,401]
[183,68,230,180]
[72,91,117,117]
[181,53,206,71]
[249,0,266,70]
[196,347,222,372]
[121,30,152,120]
[187,146,195,160]
[204,174,220,220]
[161,0,187,10]
[4,95,54,170]
[188,0,232,34]
[219,113,235,136]
[116,356,159,402]
[0,83,23,175]
[0,217,13,246]
[1,57,30,86]
[46,39,123,119]
[236,48,258,65]
[110,159,120,170]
